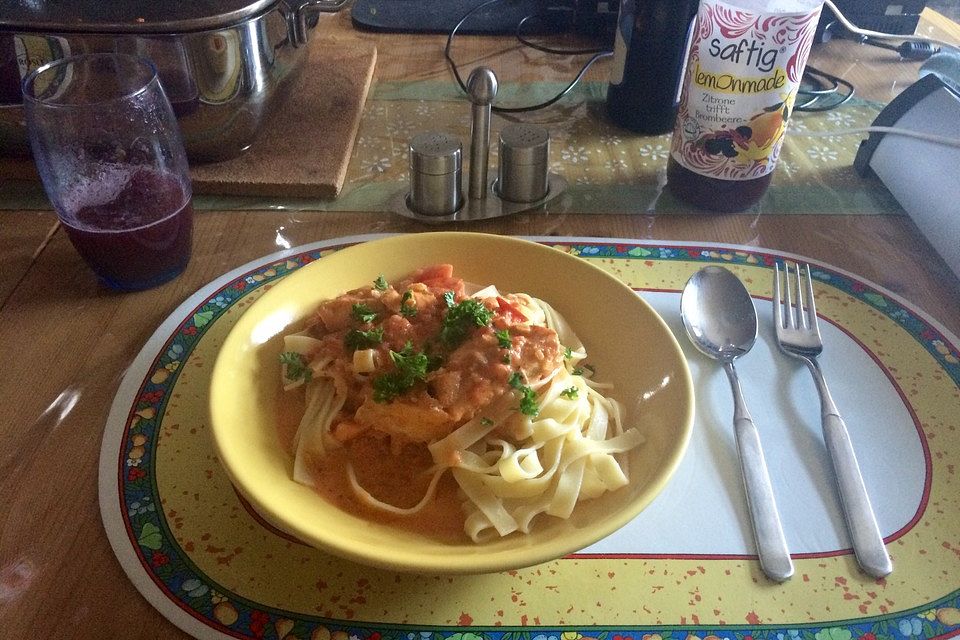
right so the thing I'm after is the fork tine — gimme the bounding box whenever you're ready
[793,261,806,329]
[784,262,796,329]
[773,262,783,329]
[803,263,818,331]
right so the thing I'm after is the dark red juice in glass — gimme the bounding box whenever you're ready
[60,167,193,291]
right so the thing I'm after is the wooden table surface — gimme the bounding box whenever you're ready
[1,6,959,638]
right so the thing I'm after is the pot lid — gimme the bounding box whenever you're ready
[0,0,285,34]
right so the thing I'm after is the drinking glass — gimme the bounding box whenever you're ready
[23,53,193,291]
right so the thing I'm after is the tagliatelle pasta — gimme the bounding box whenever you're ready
[277,265,644,542]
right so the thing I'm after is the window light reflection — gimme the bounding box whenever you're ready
[642,374,672,401]
[275,226,291,249]
[251,310,294,345]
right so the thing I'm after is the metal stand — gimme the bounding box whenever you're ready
[391,174,568,223]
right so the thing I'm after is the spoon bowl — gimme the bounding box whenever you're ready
[680,265,758,362]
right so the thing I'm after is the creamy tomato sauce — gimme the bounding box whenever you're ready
[276,393,466,540]
[277,265,564,540]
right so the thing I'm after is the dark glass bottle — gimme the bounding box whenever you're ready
[0,35,22,106]
[605,0,700,134]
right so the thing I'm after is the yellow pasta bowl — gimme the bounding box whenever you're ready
[209,232,694,574]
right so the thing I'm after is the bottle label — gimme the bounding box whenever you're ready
[670,0,821,181]
[10,35,71,103]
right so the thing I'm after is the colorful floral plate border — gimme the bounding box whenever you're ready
[98,235,960,640]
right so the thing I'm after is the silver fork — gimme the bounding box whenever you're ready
[773,262,893,578]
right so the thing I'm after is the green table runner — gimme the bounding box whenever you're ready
[0,82,904,215]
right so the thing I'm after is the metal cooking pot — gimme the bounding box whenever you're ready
[0,0,345,162]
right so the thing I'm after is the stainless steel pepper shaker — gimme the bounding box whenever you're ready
[408,132,463,216]
[496,123,550,203]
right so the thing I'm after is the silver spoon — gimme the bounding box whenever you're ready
[681,265,794,582]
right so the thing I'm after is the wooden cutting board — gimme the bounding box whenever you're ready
[1,42,377,199]
[189,42,377,198]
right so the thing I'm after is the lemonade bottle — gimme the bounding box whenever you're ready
[666,0,824,211]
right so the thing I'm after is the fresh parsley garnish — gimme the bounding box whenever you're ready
[495,329,511,349]
[372,342,430,403]
[345,327,384,351]
[560,386,579,400]
[351,302,378,324]
[373,274,388,291]
[507,371,539,416]
[480,417,494,426]
[400,290,418,317]
[443,290,456,308]
[439,298,494,348]
[280,352,312,382]
[517,387,539,415]
[564,346,573,359]
[572,364,595,377]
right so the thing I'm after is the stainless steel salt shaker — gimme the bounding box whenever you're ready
[496,123,550,203]
[409,132,463,215]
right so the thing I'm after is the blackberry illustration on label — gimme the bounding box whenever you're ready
[670,0,822,181]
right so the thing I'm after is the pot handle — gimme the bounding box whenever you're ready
[288,0,349,47]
